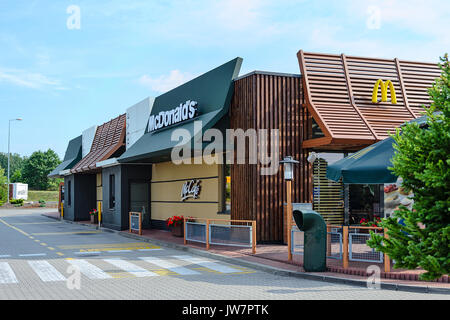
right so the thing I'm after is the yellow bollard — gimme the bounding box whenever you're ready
[98,202,102,227]
[61,202,64,219]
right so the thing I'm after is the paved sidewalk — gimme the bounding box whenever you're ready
[42,211,450,294]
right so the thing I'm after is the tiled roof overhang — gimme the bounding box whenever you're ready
[71,114,126,173]
[298,50,441,148]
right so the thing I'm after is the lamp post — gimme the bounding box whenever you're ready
[7,118,22,204]
[280,156,299,261]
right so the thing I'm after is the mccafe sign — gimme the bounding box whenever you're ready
[148,100,199,133]
[181,179,201,201]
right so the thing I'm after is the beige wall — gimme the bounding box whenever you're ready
[151,158,230,221]
[96,172,103,210]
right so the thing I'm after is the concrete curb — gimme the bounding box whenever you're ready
[118,230,450,295]
[41,214,450,295]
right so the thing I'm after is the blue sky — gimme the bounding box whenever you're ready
[0,0,449,159]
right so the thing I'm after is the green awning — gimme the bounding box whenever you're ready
[117,109,223,163]
[118,57,242,163]
[48,135,82,178]
[326,114,436,184]
[326,136,398,184]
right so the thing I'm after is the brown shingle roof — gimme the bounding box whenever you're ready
[297,50,441,147]
[71,114,126,173]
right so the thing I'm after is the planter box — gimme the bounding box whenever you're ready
[171,223,184,237]
[90,214,98,224]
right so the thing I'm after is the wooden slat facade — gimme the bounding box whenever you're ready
[298,51,441,148]
[230,72,312,243]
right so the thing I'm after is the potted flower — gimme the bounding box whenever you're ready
[89,209,98,224]
[166,215,184,237]
[359,216,382,233]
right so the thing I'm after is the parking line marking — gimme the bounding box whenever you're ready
[19,253,47,257]
[14,222,61,225]
[140,257,200,275]
[28,260,66,282]
[66,259,112,279]
[74,251,102,255]
[32,231,102,236]
[173,255,241,274]
[104,258,158,277]
[0,218,30,237]
[0,262,18,284]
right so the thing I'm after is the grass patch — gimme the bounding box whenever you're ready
[28,190,58,202]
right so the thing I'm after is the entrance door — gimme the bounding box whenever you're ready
[129,182,150,228]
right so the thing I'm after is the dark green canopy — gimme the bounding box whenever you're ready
[326,136,398,184]
[326,114,433,184]
[118,57,242,163]
[48,135,82,178]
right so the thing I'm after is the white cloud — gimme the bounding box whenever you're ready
[0,68,63,89]
[138,70,195,93]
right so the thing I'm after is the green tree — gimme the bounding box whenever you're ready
[21,149,61,190]
[0,167,7,205]
[0,153,26,182]
[367,54,450,281]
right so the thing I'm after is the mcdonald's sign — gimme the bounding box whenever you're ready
[372,79,397,104]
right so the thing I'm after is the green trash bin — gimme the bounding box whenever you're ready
[292,209,327,272]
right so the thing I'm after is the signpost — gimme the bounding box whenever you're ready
[129,212,142,235]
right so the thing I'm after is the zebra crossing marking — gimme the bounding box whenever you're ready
[66,259,112,279]
[139,257,200,275]
[103,258,158,277]
[28,260,66,282]
[0,262,18,284]
[0,255,254,285]
[173,255,241,274]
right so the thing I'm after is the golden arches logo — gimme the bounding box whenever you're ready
[372,79,397,104]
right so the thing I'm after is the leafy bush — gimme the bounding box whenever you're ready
[367,54,450,281]
[10,199,24,205]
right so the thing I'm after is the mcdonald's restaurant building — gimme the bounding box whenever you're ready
[53,50,440,243]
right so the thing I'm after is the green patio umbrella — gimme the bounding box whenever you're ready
[326,137,398,184]
[326,114,433,184]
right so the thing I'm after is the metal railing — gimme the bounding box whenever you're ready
[185,220,207,244]
[349,226,384,263]
[184,218,256,254]
[291,224,391,272]
[291,225,342,259]
[290,226,304,255]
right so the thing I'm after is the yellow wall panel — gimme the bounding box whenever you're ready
[151,158,227,221]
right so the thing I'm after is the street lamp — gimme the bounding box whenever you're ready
[7,118,22,204]
[280,156,299,261]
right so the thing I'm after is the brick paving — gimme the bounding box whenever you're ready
[41,211,450,290]
[1,209,448,300]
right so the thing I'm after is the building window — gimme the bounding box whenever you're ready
[225,164,231,212]
[67,181,71,206]
[109,174,115,209]
[219,164,231,214]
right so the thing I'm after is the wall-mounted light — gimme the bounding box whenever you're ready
[280,156,299,181]
[307,152,318,164]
